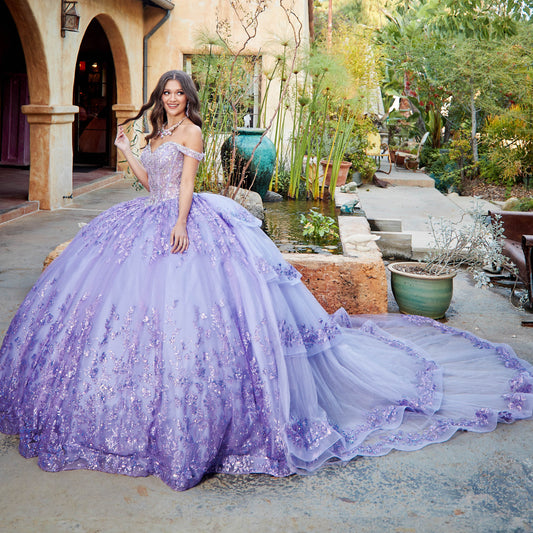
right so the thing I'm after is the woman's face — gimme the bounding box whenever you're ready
[161,79,187,121]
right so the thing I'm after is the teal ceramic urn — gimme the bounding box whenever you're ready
[221,128,276,199]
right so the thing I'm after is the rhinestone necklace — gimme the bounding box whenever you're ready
[158,117,186,138]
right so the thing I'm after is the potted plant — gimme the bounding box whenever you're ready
[388,144,400,164]
[320,159,352,188]
[356,156,378,183]
[388,205,515,319]
[341,120,375,185]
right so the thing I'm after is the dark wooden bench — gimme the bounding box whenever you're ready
[490,210,533,307]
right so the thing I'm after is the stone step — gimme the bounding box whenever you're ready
[0,201,39,225]
[73,172,124,197]
[368,218,402,232]
[372,231,413,259]
[379,172,435,188]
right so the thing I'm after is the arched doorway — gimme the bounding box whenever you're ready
[0,0,30,209]
[73,18,116,169]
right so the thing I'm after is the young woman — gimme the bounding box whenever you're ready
[1,70,531,491]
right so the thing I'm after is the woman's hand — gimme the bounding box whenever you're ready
[170,222,189,253]
[114,126,131,154]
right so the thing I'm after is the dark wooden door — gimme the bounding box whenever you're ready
[1,73,30,166]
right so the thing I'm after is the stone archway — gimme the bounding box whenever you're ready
[0,0,50,214]
[95,13,138,156]
[4,0,49,105]
[95,13,133,106]
[4,0,77,211]
[73,18,116,167]
[1,2,140,212]
[77,13,137,169]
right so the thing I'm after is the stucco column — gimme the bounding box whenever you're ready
[21,105,78,210]
[113,104,141,173]
[113,103,138,124]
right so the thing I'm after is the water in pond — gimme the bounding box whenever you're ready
[263,198,342,255]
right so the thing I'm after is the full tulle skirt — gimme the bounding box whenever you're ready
[1,193,532,491]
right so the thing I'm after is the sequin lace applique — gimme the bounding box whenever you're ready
[141,142,204,205]
[278,317,342,356]
[254,258,302,284]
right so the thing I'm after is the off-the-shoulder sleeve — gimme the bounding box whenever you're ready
[178,144,204,161]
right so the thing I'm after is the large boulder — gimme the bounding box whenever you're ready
[228,186,265,221]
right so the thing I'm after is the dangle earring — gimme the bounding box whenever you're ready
[186,102,190,118]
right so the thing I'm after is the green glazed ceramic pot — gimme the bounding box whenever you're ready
[221,128,276,199]
[388,262,456,319]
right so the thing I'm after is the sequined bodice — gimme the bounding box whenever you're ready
[140,141,204,204]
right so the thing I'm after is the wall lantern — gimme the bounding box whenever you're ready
[61,1,80,37]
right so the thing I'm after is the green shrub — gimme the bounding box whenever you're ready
[478,154,502,183]
[482,105,533,188]
[423,148,459,193]
[507,197,533,212]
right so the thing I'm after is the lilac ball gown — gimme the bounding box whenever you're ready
[1,141,532,491]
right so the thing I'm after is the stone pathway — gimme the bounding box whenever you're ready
[351,181,501,260]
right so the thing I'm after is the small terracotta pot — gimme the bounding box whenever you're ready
[405,158,418,171]
[320,160,352,188]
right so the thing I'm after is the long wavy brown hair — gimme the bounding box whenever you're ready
[121,70,202,144]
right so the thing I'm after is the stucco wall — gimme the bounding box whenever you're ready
[144,0,309,135]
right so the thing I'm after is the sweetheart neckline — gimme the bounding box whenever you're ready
[149,140,189,154]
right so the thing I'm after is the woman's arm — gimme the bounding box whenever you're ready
[114,126,150,191]
[170,124,203,254]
